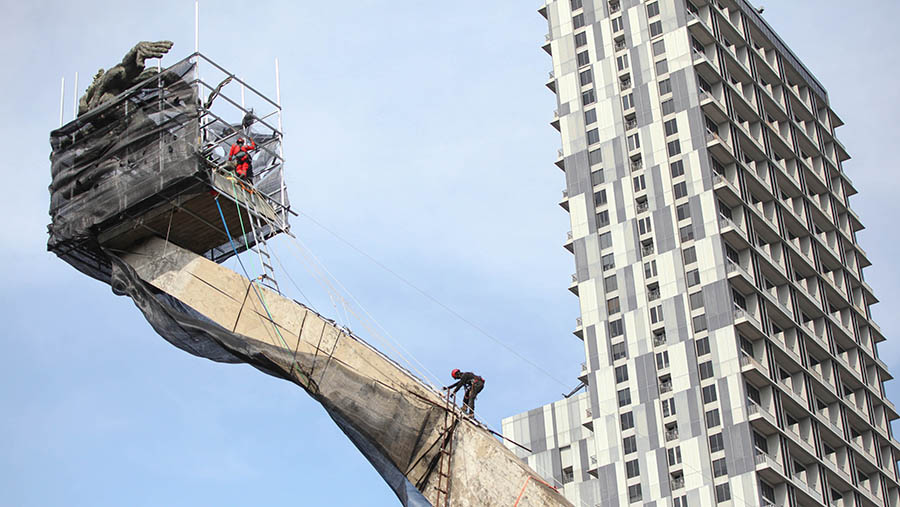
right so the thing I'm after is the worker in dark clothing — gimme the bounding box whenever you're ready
[445,369,485,415]
[228,137,256,181]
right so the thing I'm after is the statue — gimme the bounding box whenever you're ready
[78,41,174,116]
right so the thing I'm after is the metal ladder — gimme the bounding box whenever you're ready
[434,390,459,507]
[244,188,281,295]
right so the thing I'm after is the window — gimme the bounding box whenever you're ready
[638,217,652,235]
[626,459,640,478]
[644,260,657,278]
[652,40,666,57]
[674,496,688,507]
[620,411,634,429]
[662,398,676,417]
[709,433,724,453]
[675,204,690,222]
[659,78,672,95]
[580,69,593,86]
[587,128,600,144]
[628,484,642,503]
[612,341,626,360]
[633,174,646,191]
[655,59,668,75]
[627,133,640,151]
[573,13,585,29]
[760,481,776,505]
[649,20,662,37]
[594,189,607,206]
[706,408,721,427]
[612,16,624,32]
[662,98,675,115]
[661,119,678,138]
[597,210,610,227]
[585,108,597,125]
[575,31,588,47]
[647,1,660,17]
[577,51,590,67]
[699,361,713,380]
[605,274,618,292]
[712,458,728,477]
[685,269,701,288]
[656,351,669,369]
[667,446,682,465]
[617,54,630,71]
[679,224,694,242]
[696,337,710,355]
[582,89,596,105]
[667,139,682,156]
[600,231,613,250]
[589,148,602,166]
[570,0,583,8]
[702,384,717,404]
[618,388,631,407]
[693,314,707,332]
[615,364,629,383]
[623,435,637,454]
[670,159,684,177]
[683,246,696,265]
[609,318,623,336]
[674,181,687,199]
[732,289,746,310]
[715,483,731,503]
[650,304,664,324]
[689,291,704,310]
[622,93,634,110]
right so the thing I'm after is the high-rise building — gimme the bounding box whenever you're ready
[502,1,900,506]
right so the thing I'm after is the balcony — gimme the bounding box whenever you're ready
[747,400,778,431]
[615,39,626,52]
[574,316,583,340]
[620,77,632,91]
[559,189,569,211]
[670,476,685,491]
[740,352,769,384]
[545,71,556,93]
[641,243,655,256]
[665,427,679,442]
[568,273,579,296]
[578,362,588,383]
[563,230,573,253]
[754,450,786,483]
[718,216,749,248]
[653,332,667,347]
[726,259,754,293]
[648,287,661,301]
[583,407,593,431]
[733,306,765,339]
[659,380,673,394]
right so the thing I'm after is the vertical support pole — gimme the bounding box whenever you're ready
[194,0,203,144]
[275,57,287,230]
[241,83,246,109]
[58,77,65,127]
[194,0,200,54]
[72,72,78,120]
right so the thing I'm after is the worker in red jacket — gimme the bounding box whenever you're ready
[445,369,485,415]
[228,137,256,181]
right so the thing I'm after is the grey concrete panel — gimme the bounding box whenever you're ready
[586,325,599,372]
[685,386,703,438]
[702,279,734,333]
[635,352,658,404]
[613,179,626,229]
[636,83,654,128]
[671,291,689,343]
[578,438,590,481]
[655,447,671,497]
[575,239,589,281]
[653,203,676,254]
[724,421,755,476]
[612,139,627,180]
[529,407,547,453]
[596,463,621,507]
[623,266,638,315]
[559,101,571,117]
[689,195,706,240]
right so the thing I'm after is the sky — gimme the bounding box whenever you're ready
[1,1,899,506]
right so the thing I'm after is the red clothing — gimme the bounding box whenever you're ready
[228,140,256,179]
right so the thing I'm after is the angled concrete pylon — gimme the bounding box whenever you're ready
[120,237,572,507]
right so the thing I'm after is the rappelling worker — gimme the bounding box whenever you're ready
[444,369,485,416]
[228,137,256,181]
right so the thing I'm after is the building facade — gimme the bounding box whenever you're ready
[502,1,900,506]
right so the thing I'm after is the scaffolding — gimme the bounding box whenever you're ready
[47,52,291,287]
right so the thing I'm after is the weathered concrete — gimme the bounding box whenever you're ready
[122,237,572,507]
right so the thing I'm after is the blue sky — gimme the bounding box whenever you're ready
[2,1,899,505]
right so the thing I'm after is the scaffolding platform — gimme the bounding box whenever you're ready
[48,52,290,283]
